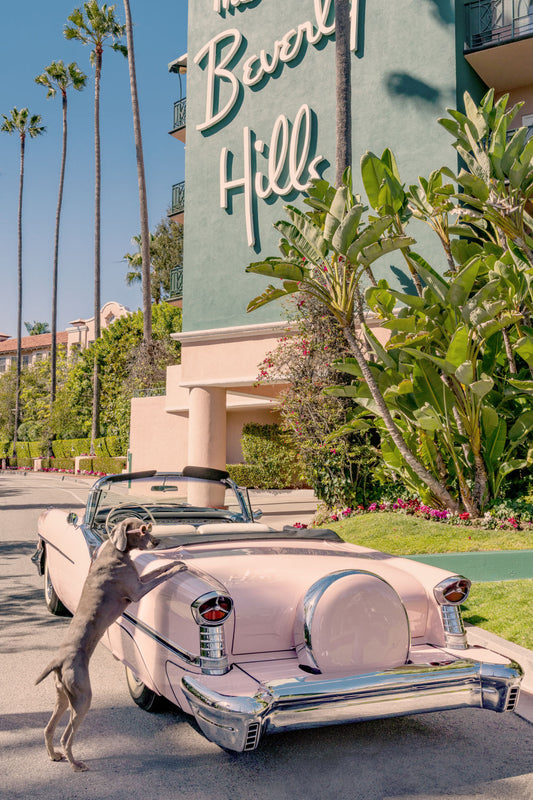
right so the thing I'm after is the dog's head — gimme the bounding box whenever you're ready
[109,517,160,552]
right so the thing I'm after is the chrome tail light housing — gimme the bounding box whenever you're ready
[192,592,233,675]
[433,576,471,650]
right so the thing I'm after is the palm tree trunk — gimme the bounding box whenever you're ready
[91,48,103,453]
[51,91,68,411]
[342,324,460,512]
[335,0,352,186]
[123,0,152,343]
[14,133,25,457]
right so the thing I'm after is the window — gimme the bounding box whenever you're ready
[0,357,6,373]
[22,355,30,368]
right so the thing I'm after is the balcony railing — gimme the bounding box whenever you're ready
[169,265,183,299]
[133,385,167,398]
[507,124,533,140]
[465,0,533,50]
[173,98,186,131]
[170,181,185,217]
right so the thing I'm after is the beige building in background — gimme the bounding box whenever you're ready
[0,301,130,373]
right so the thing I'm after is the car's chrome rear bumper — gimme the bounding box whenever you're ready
[182,659,522,752]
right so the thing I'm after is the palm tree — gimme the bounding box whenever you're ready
[35,61,87,415]
[123,232,155,290]
[1,108,46,455]
[24,321,51,335]
[65,1,126,451]
[123,0,152,343]
[335,0,352,186]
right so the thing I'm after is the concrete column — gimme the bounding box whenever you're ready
[187,386,227,506]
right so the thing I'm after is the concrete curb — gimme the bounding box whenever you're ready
[466,623,533,724]
[1,469,94,486]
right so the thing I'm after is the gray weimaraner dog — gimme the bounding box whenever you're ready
[35,517,186,772]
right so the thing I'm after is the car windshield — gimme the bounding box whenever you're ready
[87,473,251,530]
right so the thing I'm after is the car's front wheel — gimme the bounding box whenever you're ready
[125,666,165,712]
[44,557,71,617]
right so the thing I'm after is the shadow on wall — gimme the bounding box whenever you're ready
[389,265,417,296]
[386,72,441,105]
[426,0,455,26]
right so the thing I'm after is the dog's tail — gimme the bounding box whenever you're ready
[35,659,62,686]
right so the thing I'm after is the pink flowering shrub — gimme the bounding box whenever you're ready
[308,497,533,531]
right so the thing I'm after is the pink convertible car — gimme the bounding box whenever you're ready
[33,467,523,752]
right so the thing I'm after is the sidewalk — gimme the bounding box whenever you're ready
[247,487,318,527]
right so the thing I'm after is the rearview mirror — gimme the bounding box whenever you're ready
[67,512,78,526]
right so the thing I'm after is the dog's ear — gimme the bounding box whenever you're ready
[109,519,129,551]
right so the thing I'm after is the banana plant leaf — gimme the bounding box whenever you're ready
[245,258,308,282]
[481,406,507,468]
[246,285,293,312]
[331,203,364,254]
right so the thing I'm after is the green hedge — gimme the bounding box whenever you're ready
[0,436,125,460]
[226,464,266,487]
[0,442,14,458]
[41,457,75,471]
[15,457,34,469]
[78,456,127,474]
[239,423,305,489]
[52,438,96,458]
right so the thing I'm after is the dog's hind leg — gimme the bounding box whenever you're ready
[60,691,91,772]
[44,678,69,763]
[59,667,92,772]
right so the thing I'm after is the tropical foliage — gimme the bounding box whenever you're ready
[0,305,181,452]
[24,321,51,335]
[123,217,183,304]
[54,303,181,448]
[247,90,533,516]
[255,294,382,507]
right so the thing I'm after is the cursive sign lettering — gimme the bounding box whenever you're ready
[220,105,325,246]
[195,0,359,132]
[214,0,257,13]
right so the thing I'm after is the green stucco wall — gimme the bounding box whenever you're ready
[182,0,484,332]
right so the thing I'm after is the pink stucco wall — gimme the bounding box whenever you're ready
[130,396,189,472]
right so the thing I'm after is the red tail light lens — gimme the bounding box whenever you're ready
[433,577,471,606]
[192,593,233,625]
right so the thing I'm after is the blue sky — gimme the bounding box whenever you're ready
[0,0,188,337]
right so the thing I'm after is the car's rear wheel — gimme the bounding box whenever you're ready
[44,557,71,617]
[125,666,165,712]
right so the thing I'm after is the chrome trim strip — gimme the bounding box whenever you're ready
[40,537,75,565]
[441,605,468,649]
[122,612,201,668]
[182,659,523,753]
[199,626,229,675]
[298,570,410,673]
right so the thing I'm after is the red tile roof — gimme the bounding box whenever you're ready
[0,331,69,354]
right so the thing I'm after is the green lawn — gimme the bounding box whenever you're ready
[326,512,532,555]
[463,581,533,651]
[326,513,533,651]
